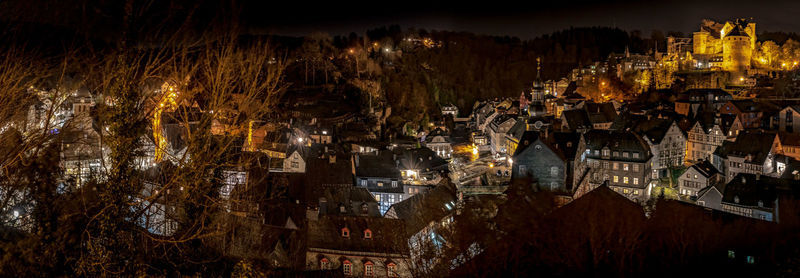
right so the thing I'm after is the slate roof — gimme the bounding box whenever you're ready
[392,147,449,173]
[506,118,527,141]
[689,160,721,178]
[306,216,409,254]
[632,118,674,144]
[713,131,777,164]
[355,152,401,179]
[561,109,592,130]
[722,174,779,208]
[582,129,652,162]
[386,180,458,236]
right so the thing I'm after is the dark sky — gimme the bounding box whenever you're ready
[244,0,800,38]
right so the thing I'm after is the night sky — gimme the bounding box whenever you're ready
[245,0,800,38]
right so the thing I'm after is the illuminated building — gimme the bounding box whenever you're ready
[691,18,756,80]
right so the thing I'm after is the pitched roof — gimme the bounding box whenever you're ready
[689,160,720,178]
[386,180,458,236]
[355,152,401,179]
[713,131,777,164]
[306,216,408,254]
[722,174,779,208]
[561,109,592,130]
[582,129,652,162]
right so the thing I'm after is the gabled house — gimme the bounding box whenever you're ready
[686,112,727,163]
[385,180,458,271]
[770,106,800,134]
[424,128,453,159]
[304,216,410,277]
[712,130,780,183]
[511,131,577,194]
[633,118,687,179]
[573,129,654,202]
[354,152,404,214]
[720,174,779,222]
[678,160,723,197]
[487,114,517,154]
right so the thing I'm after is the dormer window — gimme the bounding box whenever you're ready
[339,205,346,213]
[734,196,740,204]
[361,203,369,214]
[364,261,374,276]
[387,262,398,277]
[341,227,350,238]
[320,258,330,269]
[342,260,352,275]
[364,229,372,239]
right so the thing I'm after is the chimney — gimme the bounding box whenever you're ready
[319,197,328,214]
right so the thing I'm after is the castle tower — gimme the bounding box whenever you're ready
[722,21,753,77]
[693,31,710,54]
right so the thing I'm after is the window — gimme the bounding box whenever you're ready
[603,162,609,169]
[633,189,640,195]
[341,227,350,238]
[613,151,619,157]
[409,188,413,194]
[291,161,299,168]
[633,178,639,185]
[624,177,629,184]
[387,263,398,277]
[550,166,558,177]
[623,152,629,158]
[613,163,619,170]
[613,176,619,183]
[623,164,629,171]
[746,256,755,264]
[361,203,369,214]
[602,149,610,156]
[364,261,374,276]
[377,182,384,187]
[633,164,639,172]
[364,229,372,239]
[342,260,352,275]
[623,188,630,194]
[339,205,346,213]
[360,179,367,186]
[391,181,398,187]
[320,258,330,269]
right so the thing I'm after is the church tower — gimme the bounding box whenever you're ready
[529,57,547,117]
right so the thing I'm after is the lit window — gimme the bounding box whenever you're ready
[364,229,372,239]
[746,256,754,264]
[343,260,352,275]
[392,181,398,187]
[624,177,629,184]
[623,164,629,171]
[377,182,384,187]
[613,176,619,183]
[341,227,350,238]
[633,178,639,185]
[613,163,619,170]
